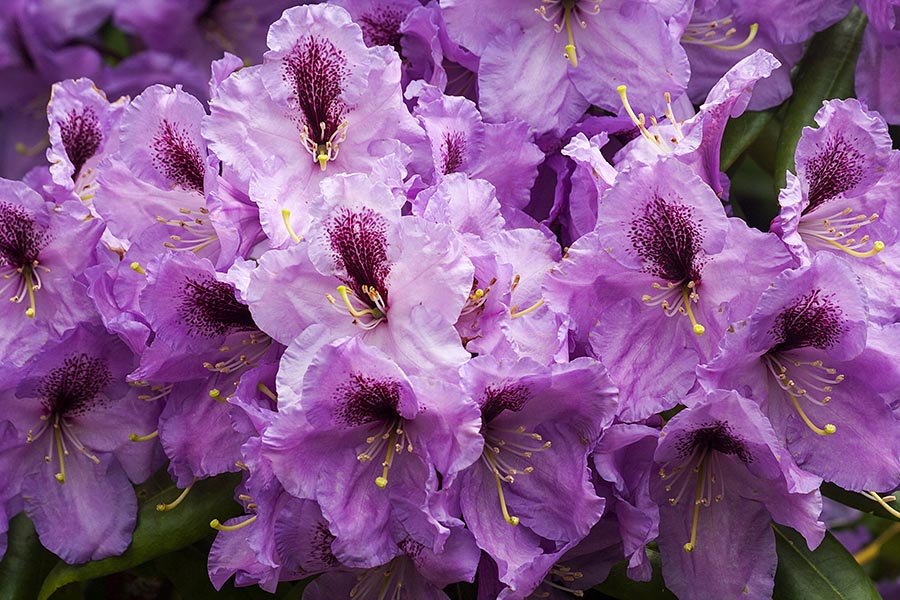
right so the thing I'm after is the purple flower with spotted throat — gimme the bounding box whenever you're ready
[771,98,900,324]
[0,324,162,563]
[454,355,617,598]
[263,335,483,568]
[545,159,793,419]
[203,3,424,247]
[46,78,125,205]
[0,178,104,366]
[439,0,690,135]
[651,390,824,600]
[699,252,900,492]
[242,173,474,375]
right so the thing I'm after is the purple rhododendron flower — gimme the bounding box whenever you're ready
[0,178,104,365]
[263,335,482,567]
[441,0,690,135]
[455,355,616,598]
[771,97,900,324]
[651,390,824,600]
[0,323,162,563]
[700,253,900,491]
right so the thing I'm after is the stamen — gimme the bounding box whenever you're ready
[157,480,195,512]
[617,85,658,146]
[485,451,519,526]
[682,21,759,50]
[257,383,278,403]
[510,298,545,319]
[863,491,900,520]
[129,430,159,442]
[210,514,258,531]
[281,209,301,243]
[788,392,836,436]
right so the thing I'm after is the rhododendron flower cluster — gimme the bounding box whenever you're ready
[1,1,899,599]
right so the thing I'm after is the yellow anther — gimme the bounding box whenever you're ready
[210,514,258,531]
[130,262,147,275]
[129,430,159,442]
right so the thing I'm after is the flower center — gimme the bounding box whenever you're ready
[27,353,113,483]
[325,207,392,329]
[178,275,272,373]
[282,36,350,171]
[628,195,707,335]
[477,384,550,526]
[763,289,847,436]
[660,421,751,552]
[152,119,206,194]
[0,201,51,318]
[535,0,601,68]
[798,205,885,259]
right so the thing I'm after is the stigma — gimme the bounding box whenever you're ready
[535,0,601,68]
[327,285,387,329]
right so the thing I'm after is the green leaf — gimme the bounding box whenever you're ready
[720,109,776,172]
[0,514,59,600]
[821,482,900,523]
[593,548,677,600]
[773,524,880,600]
[38,472,242,600]
[772,7,867,189]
